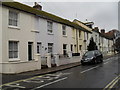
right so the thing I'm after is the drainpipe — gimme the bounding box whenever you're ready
[76,29,79,53]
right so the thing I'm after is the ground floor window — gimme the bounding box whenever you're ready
[37,42,41,54]
[9,41,19,59]
[48,43,53,53]
[63,44,67,55]
[79,45,82,50]
[28,42,33,61]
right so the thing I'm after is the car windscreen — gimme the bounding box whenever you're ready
[83,51,94,58]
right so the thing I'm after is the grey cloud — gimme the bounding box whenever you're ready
[23,2,118,31]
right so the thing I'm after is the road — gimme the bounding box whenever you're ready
[0,54,120,89]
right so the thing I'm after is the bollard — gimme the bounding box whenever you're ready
[35,54,41,69]
[54,54,60,66]
[46,53,51,68]
[68,51,72,58]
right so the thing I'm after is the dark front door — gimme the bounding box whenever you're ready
[28,42,33,61]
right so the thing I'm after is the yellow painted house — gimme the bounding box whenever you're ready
[73,19,92,56]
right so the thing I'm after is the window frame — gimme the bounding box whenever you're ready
[9,41,19,61]
[62,25,67,36]
[37,42,41,54]
[48,43,53,53]
[47,21,53,34]
[79,30,81,39]
[9,10,19,27]
[63,44,67,55]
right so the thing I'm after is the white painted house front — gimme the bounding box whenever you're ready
[1,2,41,74]
[1,2,86,73]
[35,18,76,57]
[1,2,114,74]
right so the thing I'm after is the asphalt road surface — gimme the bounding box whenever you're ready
[1,54,120,89]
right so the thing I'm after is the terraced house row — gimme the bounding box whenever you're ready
[0,2,114,74]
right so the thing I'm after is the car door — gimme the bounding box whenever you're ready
[95,51,99,62]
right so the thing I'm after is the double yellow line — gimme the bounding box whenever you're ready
[103,75,120,90]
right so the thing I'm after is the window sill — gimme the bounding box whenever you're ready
[48,33,54,35]
[9,58,20,62]
[63,35,67,37]
[8,26,20,30]
[31,30,40,33]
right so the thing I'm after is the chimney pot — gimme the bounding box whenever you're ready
[101,29,105,33]
[33,2,42,11]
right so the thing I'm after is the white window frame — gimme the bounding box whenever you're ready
[87,33,89,40]
[62,25,67,36]
[47,21,53,34]
[9,41,19,60]
[79,30,81,39]
[63,44,67,55]
[9,10,19,27]
[37,42,41,54]
[28,42,34,61]
[48,43,53,53]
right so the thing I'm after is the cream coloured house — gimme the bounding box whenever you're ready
[73,19,92,55]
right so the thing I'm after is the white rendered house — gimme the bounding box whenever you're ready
[1,2,87,73]
[1,2,41,74]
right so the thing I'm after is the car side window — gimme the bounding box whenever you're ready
[94,51,98,56]
[98,51,101,55]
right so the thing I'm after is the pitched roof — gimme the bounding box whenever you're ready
[73,19,92,33]
[2,2,92,33]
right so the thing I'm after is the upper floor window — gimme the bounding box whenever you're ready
[9,41,19,59]
[47,21,53,33]
[62,25,66,35]
[72,28,75,38]
[87,33,89,40]
[79,30,81,38]
[9,10,18,26]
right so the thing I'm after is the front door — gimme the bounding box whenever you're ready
[28,42,33,61]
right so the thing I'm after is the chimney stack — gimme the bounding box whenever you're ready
[94,27,99,32]
[101,29,105,34]
[33,2,42,11]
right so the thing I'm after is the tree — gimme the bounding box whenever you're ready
[87,37,98,51]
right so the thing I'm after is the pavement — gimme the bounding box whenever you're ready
[2,52,115,76]
[1,52,117,85]
[19,52,116,76]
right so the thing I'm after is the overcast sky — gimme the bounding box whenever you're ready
[15,1,118,32]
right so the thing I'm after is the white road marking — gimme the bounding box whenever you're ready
[103,59,111,62]
[32,77,68,89]
[80,56,118,74]
[80,66,99,74]
[6,84,25,88]
[103,61,109,65]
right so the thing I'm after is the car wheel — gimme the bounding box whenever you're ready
[81,61,85,65]
[92,59,96,64]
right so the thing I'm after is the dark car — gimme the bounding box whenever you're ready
[81,50,103,65]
